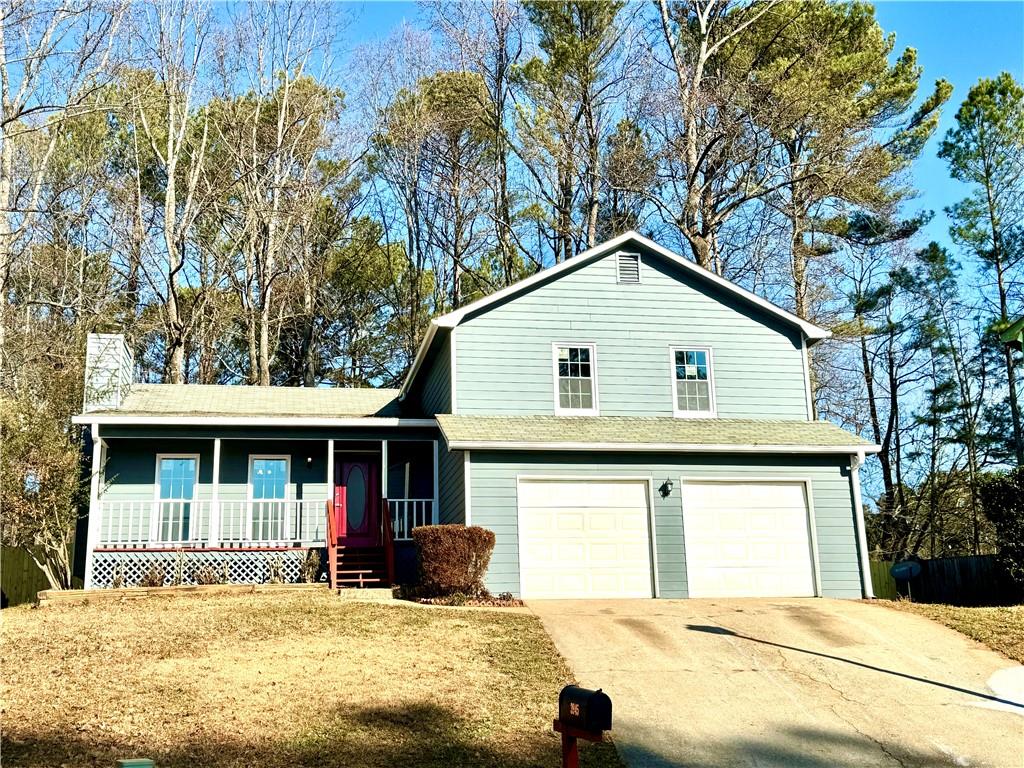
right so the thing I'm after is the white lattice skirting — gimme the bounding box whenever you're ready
[91,550,319,588]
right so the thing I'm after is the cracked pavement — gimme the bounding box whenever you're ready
[529,598,1024,767]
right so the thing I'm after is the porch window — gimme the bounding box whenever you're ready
[671,347,716,416]
[249,455,289,540]
[553,343,598,415]
[156,455,198,541]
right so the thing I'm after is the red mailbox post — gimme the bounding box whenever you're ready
[553,685,612,768]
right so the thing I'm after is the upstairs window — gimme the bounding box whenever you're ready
[617,252,641,283]
[672,347,716,417]
[554,343,598,415]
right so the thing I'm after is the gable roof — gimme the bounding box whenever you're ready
[437,415,879,454]
[400,231,830,399]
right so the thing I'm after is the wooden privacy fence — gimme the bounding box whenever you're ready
[870,555,1020,606]
[869,560,900,600]
[1,547,52,606]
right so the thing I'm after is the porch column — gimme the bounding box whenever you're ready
[83,425,104,589]
[326,439,334,540]
[208,438,221,545]
[381,439,389,500]
[432,440,439,525]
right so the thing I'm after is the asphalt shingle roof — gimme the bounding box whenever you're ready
[436,415,874,450]
[93,384,401,418]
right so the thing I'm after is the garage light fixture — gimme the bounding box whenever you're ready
[659,478,674,498]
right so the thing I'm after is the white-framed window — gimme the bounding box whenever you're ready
[153,454,199,542]
[671,346,716,417]
[248,455,290,540]
[553,343,599,415]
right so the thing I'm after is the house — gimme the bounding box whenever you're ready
[71,231,880,599]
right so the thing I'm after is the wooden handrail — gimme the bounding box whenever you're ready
[381,497,395,587]
[326,499,337,588]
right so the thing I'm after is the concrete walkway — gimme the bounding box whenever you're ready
[529,598,1024,768]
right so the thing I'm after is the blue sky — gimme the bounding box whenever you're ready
[872,1,1024,248]
[342,0,1024,251]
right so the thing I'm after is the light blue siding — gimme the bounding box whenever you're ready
[437,449,465,524]
[419,335,452,416]
[467,451,863,600]
[454,248,810,419]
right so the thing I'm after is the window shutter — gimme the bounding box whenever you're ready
[617,253,640,283]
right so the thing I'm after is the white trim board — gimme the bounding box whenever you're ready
[444,440,882,454]
[463,450,472,526]
[72,415,437,428]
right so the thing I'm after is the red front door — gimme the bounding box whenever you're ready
[334,460,379,546]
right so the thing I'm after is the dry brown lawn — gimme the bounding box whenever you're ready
[880,600,1024,664]
[1,591,622,768]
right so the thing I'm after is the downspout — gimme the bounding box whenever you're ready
[850,450,874,598]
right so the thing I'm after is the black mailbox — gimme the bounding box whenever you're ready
[558,685,612,733]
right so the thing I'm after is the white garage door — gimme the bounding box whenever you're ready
[518,478,653,599]
[683,481,816,598]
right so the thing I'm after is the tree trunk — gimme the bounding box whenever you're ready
[584,95,599,249]
[859,314,893,508]
[0,116,13,366]
[984,175,1024,464]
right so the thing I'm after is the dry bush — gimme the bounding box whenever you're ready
[412,525,495,597]
[301,548,321,583]
[138,564,167,588]
[192,565,223,585]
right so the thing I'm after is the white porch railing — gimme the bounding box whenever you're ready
[97,498,434,547]
[388,499,435,540]
[96,500,328,548]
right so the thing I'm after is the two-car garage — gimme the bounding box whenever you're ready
[516,477,818,599]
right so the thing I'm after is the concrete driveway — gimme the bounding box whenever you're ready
[529,599,1024,767]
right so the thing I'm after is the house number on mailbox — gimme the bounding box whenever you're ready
[569,702,580,717]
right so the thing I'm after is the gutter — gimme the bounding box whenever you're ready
[442,439,883,454]
[71,415,438,428]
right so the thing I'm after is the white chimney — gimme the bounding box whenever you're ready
[84,333,134,412]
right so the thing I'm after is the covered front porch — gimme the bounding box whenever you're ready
[85,432,438,589]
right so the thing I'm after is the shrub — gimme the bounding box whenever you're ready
[192,564,222,585]
[138,563,166,588]
[980,467,1024,590]
[266,555,284,584]
[301,548,321,583]
[412,525,495,597]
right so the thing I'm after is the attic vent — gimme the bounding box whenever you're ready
[617,252,640,283]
